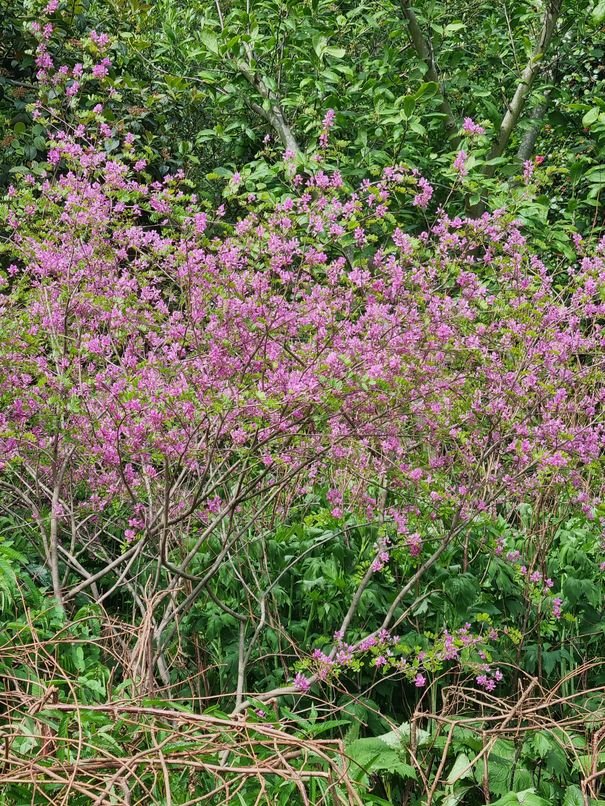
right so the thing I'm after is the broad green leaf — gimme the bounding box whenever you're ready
[444,22,466,35]
[563,785,584,806]
[443,788,472,806]
[324,46,346,59]
[346,736,416,780]
[492,790,550,806]
[200,30,219,54]
[402,96,416,119]
[312,34,328,59]
[592,1,605,24]
[583,107,600,127]
[446,752,473,784]
[379,722,430,748]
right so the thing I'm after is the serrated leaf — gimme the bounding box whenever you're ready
[443,788,472,806]
[563,785,584,806]
[492,791,550,806]
[532,731,552,758]
[446,752,473,784]
[379,722,430,748]
[346,737,416,780]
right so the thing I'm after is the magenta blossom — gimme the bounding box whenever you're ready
[462,117,485,136]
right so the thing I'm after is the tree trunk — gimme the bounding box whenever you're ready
[400,0,458,139]
[485,0,563,175]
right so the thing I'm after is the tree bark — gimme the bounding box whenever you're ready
[516,95,550,161]
[485,0,563,175]
[237,59,302,158]
[400,0,457,139]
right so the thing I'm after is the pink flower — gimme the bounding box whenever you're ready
[523,159,534,183]
[453,150,468,176]
[413,177,433,208]
[462,117,485,136]
[322,109,336,129]
[407,533,423,557]
[293,673,311,692]
[90,30,111,48]
[92,59,111,79]
[414,673,426,688]
[193,212,207,234]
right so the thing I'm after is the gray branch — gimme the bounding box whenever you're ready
[516,94,551,162]
[400,0,457,138]
[485,0,563,174]
[237,57,302,157]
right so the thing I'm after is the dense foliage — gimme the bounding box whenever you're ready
[0,1,605,804]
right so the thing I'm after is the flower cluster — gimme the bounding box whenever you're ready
[1,23,605,689]
[462,117,486,136]
[370,536,391,573]
[295,623,501,693]
[495,535,564,620]
[319,108,336,149]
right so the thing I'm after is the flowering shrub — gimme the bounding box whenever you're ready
[2,97,605,666]
[1,17,605,805]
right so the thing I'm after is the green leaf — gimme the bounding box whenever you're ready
[585,166,605,185]
[492,791,550,806]
[200,30,219,54]
[378,722,430,748]
[402,96,416,119]
[582,107,600,127]
[531,732,550,758]
[444,21,466,35]
[592,1,605,24]
[72,645,85,672]
[312,34,328,59]
[347,736,416,780]
[442,789,473,806]
[563,785,584,806]
[414,81,438,100]
[446,753,472,784]
[324,46,345,59]
[78,676,106,696]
